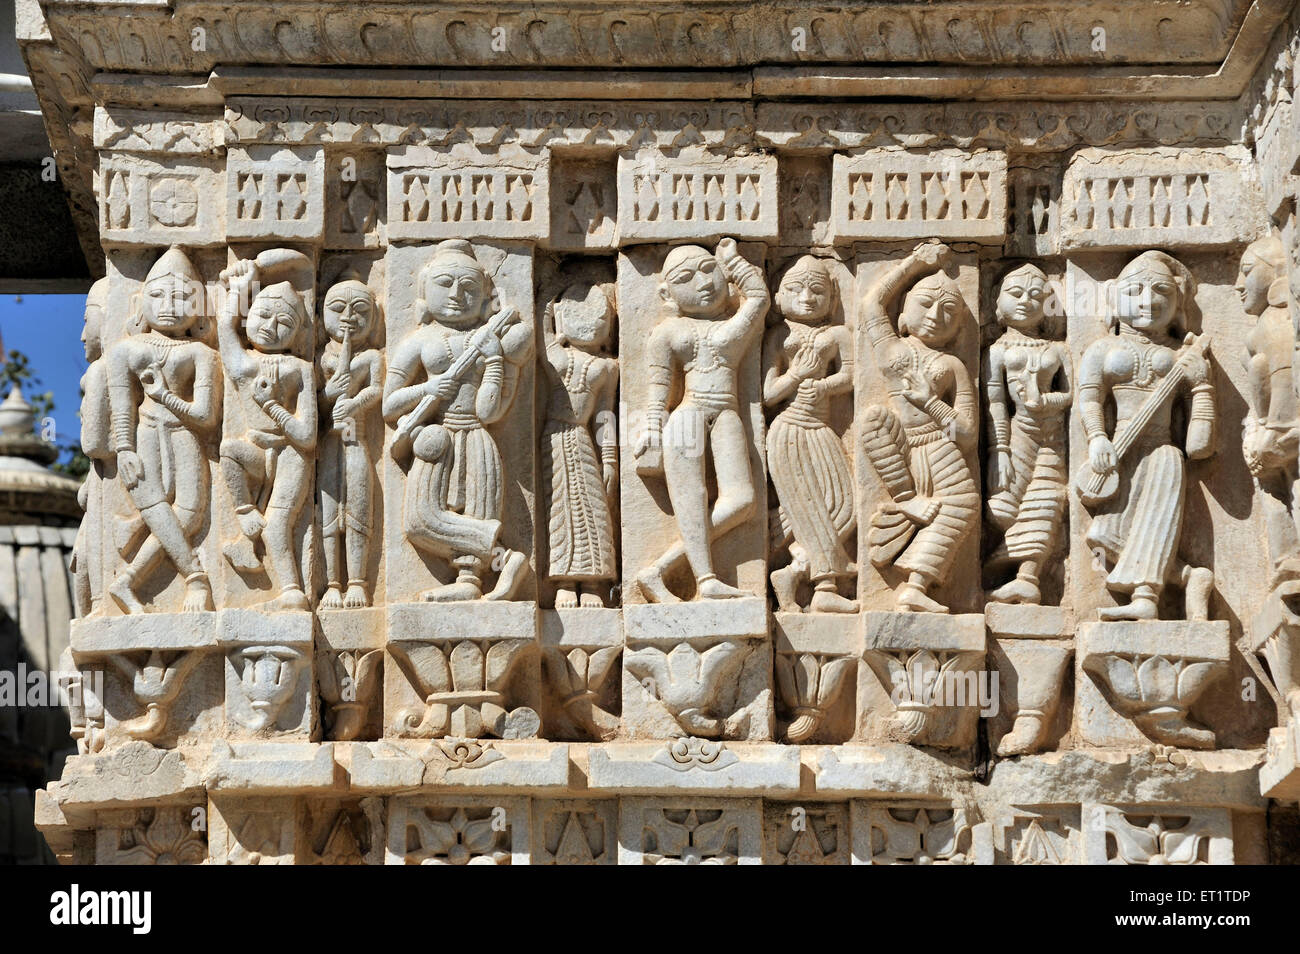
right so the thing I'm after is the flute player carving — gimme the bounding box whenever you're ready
[1075,250,1216,622]
[633,238,768,603]
[382,240,533,602]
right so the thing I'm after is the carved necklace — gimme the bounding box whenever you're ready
[896,336,943,385]
[562,349,594,394]
[142,331,185,365]
[1000,327,1050,349]
[689,324,726,373]
[1116,332,1165,389]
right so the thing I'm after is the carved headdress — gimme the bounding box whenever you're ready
[131,244,209,338]
[1109,249,1199,335]
[418,239,494,325]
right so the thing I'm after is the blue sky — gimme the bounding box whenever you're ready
[0,293,89,462]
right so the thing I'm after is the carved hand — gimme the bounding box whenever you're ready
[139,364,167,402]
[901,372,934,408]
[912,240,953,270]
[219,259,258,308]
[989,448,1015,492]
[1089,435,1117,475]
[469,323,504,359]
[324,369,351,401]
[426,374,459,402]
[789,346,821,382]
[796,379,821,405]
[633,428,663,476]
[118,450,143,490]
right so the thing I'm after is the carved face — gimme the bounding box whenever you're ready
[82,305,103,363]
[555,285,612,349]
[245,288,303,353]
[776,258,833,324]
[899,273,963,347]
[996,268,1049,332]
[423,263,488,327]
[660,246,729,320]
[1235,245,1278,317]
[1114,262,1178,336]
[141,272,201,336]
[323,281,375,346]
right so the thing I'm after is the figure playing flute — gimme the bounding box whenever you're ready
[318,273,384,609]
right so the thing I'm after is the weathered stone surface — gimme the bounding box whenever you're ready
[19,0,1300,867]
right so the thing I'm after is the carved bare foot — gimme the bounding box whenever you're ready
[182,574,213,612]
[343,582,370,608]
[108,575,144,615]
[319,585,344,611]
[895,496,941,525]
[809,586,858,614]
[636,566,678,604]
[697,576,749,600]
[485,549,528,601]
[263,587,310,613]
[1181,566,1213,621]
[422,579,483,602]
[770,565,802,612]
[578,588,605,609]
[996,712,1045,756]
[223,535,261,572]
[990,576,1041,605]
[896,581,947,614]
[555,586,579,609]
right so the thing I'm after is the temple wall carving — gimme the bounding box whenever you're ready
[21,0,1300,864]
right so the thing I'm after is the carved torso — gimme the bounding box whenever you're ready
[663,315,749,411]
[116,333,214,429]
[545,343,613,426]
[995,333,1067,416]
[880,337,956,430]
[1097,333,1181,441]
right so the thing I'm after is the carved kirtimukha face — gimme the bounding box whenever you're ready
[1235,235,1285,317]
[776,257,834,325]
[141,271,202,337]
[1114,261,1179,337]
[245,283,305,353]
[899,272,964,348]
[323,280,375,346]
[660,245,729,320]
[555,284,612,350]
[996,265,1050,333]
